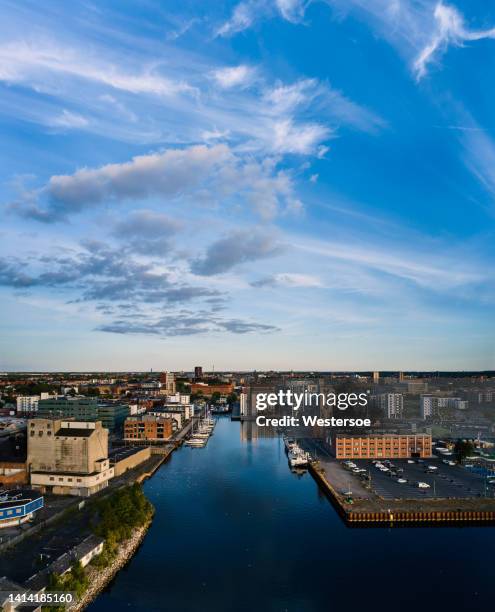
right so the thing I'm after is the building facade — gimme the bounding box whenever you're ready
[124,415,174,442]
[159,372,176,395]
[27,419,113,496]
[376,393,404,419]
[37,398,129,432]
[190,382,234,397]
[334,434,432,459]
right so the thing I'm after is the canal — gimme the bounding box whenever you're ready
[89,417,495,611]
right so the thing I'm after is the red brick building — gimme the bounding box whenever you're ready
[124,415,173,442]
[335,434,432,459]
[190,382,234,397]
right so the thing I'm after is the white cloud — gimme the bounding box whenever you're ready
[320,1,495,80]
[0,39,195,97]
[216,2,259,37]
[212,65,255,89]
[273,119,330,154]
[263,78,385,133]
[49,109,89,129]
[414,3,495,79]
[252,272,323,287]
[294,236,483,291]
[457,117,495,201]
[12,144,302,221]
[275,0,306,23]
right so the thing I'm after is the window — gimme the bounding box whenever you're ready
[49,477,54,481]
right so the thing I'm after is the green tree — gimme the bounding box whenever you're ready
[227,392,238,405]
[454,439,474,463]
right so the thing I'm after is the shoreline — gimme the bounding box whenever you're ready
[69,518,152,611]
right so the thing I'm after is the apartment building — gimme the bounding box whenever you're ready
[16,393,52,413]
[375,393,404,419]
[190,381,234,397]
[334,434,432,459]
[27,419,114,496]
[420,395,469,419]
[37,397,129,432]
[159,372,176,395]
[124,415,174,442]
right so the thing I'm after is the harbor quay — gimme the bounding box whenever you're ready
[298,438,495,525]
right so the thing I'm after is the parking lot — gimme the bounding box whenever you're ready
[342,457,495,500]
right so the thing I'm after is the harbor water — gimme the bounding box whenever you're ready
[88,417,495,612]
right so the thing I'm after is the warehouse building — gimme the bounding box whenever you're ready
[28,419,114,496]
[334,434,432,459]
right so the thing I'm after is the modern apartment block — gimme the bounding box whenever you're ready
[27,419,114,496]
[375,393,404,419]
[334,434,432,459]
[124,415,174,442]
[37,397,129,432]
[16,393,52,413]
[420,395,469,419]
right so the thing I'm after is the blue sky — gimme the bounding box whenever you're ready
[0,0,494,371]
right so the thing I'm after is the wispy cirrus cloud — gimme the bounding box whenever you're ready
[211,65,256,89]
[0,39,196,97]
[216,1,263,37]
[413,3,495,79]
[251,272,323,288]
[322,0,495,80]
[224,1,495,81]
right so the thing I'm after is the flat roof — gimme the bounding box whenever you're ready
[0,489,43,509]
[55,428,93,437]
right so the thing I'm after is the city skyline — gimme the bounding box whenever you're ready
[1,0,495,371]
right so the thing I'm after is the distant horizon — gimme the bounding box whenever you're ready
[2,369,494,376]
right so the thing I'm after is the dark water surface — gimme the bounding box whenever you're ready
[88,418,494,612]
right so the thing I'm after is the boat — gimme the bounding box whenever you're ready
[185,437,207,447]
[283,436,296,452]
[288,444,310,468]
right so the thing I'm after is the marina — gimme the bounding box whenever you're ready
[184,415,216,448]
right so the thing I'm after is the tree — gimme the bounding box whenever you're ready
[227,392,238,405]
[454,439,474,463]
[210,392,221,404]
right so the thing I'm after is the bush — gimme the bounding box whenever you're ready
[94,484,154,550]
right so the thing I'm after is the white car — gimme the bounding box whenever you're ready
[427,466,438,471]
[380,467,389,472]
[417,482,430,488]
[397,478,407,484]
[448,461,456,466]
[407,460,414,464]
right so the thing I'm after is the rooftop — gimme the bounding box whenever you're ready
[55,428,94,437]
